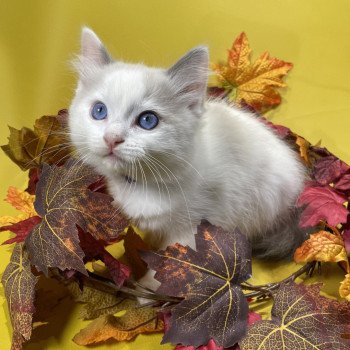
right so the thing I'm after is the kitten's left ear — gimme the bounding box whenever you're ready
[167,46,209,115]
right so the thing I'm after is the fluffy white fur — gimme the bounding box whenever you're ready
[69,28,306,289]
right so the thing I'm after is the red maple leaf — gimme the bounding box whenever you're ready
[297,183,349,227]
[1,216,41,245]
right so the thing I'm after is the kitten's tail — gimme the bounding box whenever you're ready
[251,208,314,260]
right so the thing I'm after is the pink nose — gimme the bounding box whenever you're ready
[103,135,125,150]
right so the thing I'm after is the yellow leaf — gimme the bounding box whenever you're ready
[339,274,350,301]
[294,134,311,165]
[294,230,349,271]
[212,32,292,113]
[73,303,163,345]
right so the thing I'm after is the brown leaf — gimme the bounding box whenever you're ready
[294,229,349,271]
[25,159,129,275]
[212,32,292,113]
[1,243,38,350]
[239,283,350,349]
[68,282,134,320]
[141,220,251,348]
[73,302,163,345]
[1,112,73,170]
[123,226,150,279]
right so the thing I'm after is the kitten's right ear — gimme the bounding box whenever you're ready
[72,27,113,83]
[81,27,112,65]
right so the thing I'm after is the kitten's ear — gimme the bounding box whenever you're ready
[80,27,112,65]
[72,27,113,84]
[167,46,209,115]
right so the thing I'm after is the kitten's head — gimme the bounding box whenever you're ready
[68,27,208,178]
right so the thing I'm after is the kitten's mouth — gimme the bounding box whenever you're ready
[102,151,128,168]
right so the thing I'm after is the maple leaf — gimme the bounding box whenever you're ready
[295,135,311,165]
[0,186,37,226]
[123,226,150,279]
[175,339,224,350]
[0,186,41,245]
[239,283,350,350]
[141,220,251,348]
[297,183,349,227]
[25,159,129,276]
[26,168,40,195]
[312,155,349,185]
[335,172,350,192]
[1,216,42,245]
[340,274,350,301]
[343,230,350,254]
[1,243,38,350]
[78,228,130,287]
[294,229,349,271]
[212,32,292,113]
[1,111,72,170]
[67,282,134,320]
[72,302,163,345]
[174,311,262,350]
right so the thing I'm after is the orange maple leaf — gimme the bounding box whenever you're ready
[294,229,349,271]
[73,304,163,345]
[0,186,37,226]
[212,32,293,113]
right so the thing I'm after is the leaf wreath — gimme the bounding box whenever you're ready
[141,220,252,348]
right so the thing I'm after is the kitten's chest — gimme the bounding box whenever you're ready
[107,176,185,231]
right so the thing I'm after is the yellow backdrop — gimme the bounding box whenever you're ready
[1,1,350,349]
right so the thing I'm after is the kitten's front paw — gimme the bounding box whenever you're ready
[136,270,161,305]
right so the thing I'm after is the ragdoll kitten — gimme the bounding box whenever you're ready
[69,28,306,288]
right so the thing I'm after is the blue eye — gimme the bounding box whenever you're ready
[91,102,108,120]
[137,111,159,130]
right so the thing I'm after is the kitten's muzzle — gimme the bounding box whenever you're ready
[103,134,125,153]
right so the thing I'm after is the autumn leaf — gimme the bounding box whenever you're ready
[295,135,311,165]
[73,302,163,345]
[78,228,130,287]
[0,186,37,226]
[123,226,150,279]
[1,110,72,170]
[25,159,129,276]
[0,186,41,245]
[335,172,350,192]
[313,155,349,185]
[343,230,350,254]
[239,283,350,350]
[212,32,292,113]
[1,243,38,350]
[1,216,42,245]
[340,274,350,301]
[67,282,134,320]
[294,229,349,271]
[141,220,251,348]
[175,339,224,350]
[297,183,349,227]
[173,311,261,350]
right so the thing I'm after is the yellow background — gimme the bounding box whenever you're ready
[0,0,349,349]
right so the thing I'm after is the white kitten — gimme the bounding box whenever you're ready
[69,28,306,289]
